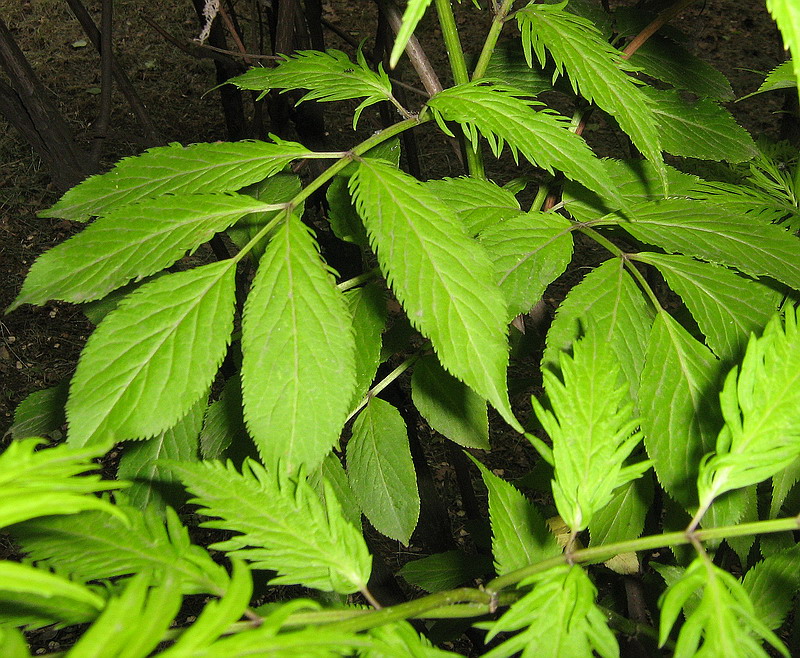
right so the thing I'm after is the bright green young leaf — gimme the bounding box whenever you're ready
[11,194,269,311]
[41,138,310,222]
[117,397,203,513]
[643,87,757,163]
[481,565,618,658]
[697,308,800,509]
[428,82,624,210]
[347,397,419,544]
[0,438,123,528]
[740,60,797,100]
[479,210,574,320]
[366,620,461,657]
[167,458,372,594]
[658,556,788,657]
[770,456,800,518]
[0,629,31,657]
[423,177,521,237]
[241,215,356,472]
[345,283,387,409]
[589,475,652,547]
[640,312,723,510]
[634,253,783,363]
[349,159,521,432]
[469,456,560,575]
[398,550,493,592]
[411,354,488,450]
[389,0,431,68]
[5,382,67,440]
[229,50,394,127]
[533,335,650,533]
[768,0,800,103]
[308,452,362,530]
[543,258,655,404]
[742,544,800,631]
[199,375,249,461]
[516,1,664,187]
[66,260,236,447]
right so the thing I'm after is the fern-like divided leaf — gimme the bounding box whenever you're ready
[41,138,311,222]
[167,459,372,595]
[697,307,800,510]
[532,335,650,533]
[0,438,123,528]
[229,50,394,128]
[427,82,625,209]
[516,0,665,187]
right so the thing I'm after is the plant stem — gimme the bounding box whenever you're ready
[472,0,515,81]
[345,353,420,423]
[337,268,380,292]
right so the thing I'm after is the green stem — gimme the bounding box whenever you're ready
[344,353,420,423]
[472,0,515,81]
[337,268,380,292]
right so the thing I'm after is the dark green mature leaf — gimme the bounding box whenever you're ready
[423,177,521,236]
[168,459,372,594]
[611,198,800,292]
[481,39,552,96]
[479,211,573,320]
[743,544,800,630]
[41,139,310,222]
[347,398,419,544]
[308,452,362,531]
[241,216,356,472]
[6,382,68,440]
[768,1,800,102]
[345,283,387,409]
[327,177,369,247]
[634,253,783,362]
[543,259,655,404]
[412,355,488,450]
[11,194,269,310]
[740,60,797,100]
[643,88,756,163]
[67,261,236,447]
[640,312,723,510]
[427,82,625,209]
[516,1,664,186]
[11,506,229,596]
[398,550,493,592]
[349,160,521,432]
[199,376,249,461]
[469,456,560,575]
[589,475,652,547]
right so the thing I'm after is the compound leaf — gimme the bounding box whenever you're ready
[423,177,520,237]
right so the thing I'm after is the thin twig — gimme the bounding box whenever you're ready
[90,0,113,166]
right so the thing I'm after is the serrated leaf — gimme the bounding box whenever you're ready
[740,60,797,100]
[634,253,783,362]
[698,308,800,507]
[589,475,652,547]
[6,382,68,440]
[345,283,387,409]
[427,82,625,209]
[366,620,461,657]
[349,159,520,431]
[743,544,800,630]
[398,550,493,593]
[516,1,664,186]
[229,50,393,128]
[411,354,488,450]
[640,312,723,510]
[771,456,800,518]
[479,211,573,320]
[199,375,249,461]
[66,260,236,447]
[533,335,649,533]
[543,258,655,404]
[347,398,419,544]
[423,177,521,236]
[469,456,560,575]
[643,87,756,163]
[117,397,203,513]
[480,39,552,96]
[11,194,268,311]
[11,506,228,595]
[768,0,800,103]
[308,452,362,531]
[389,0,432,68]
[241,216,356,472]
[327,176,369,247]
[41,139,310,222]
[167,459,371,593]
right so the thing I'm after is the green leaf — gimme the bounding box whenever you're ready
[481,39,552,96]
[241,216,356,472]
[0,629,31,657]
[427,82,625,210]
[739,60,797,100]
[423,177,521,237]
[533,335,649,533]
[411,354,489,450]
[479,211,574,320]
[229,50,393,128]
[589,475,652,546]
[349,160,521,432]
[327,176,369,247]
[643,88,757,163]
[389,0,432,68]
[742,544,800,630]
[366,620,461,657]
[117,397,203,513]
[168,459,372,594]
[640,312,723,510]
[770,456,800,518]
[698,308,800,507]
[768,0,800,103]
[10,506,228,595]
[11,194,268,310]
[543,258,655,404]
[516,1,664,186]
[6,382,68,440]
[398,550,493,593]
[468,456,560,575]
[347,398,419,544]
[634,253,783,362]
[308,452,362,531]
[66,260,236,447]
[482,565,619,658]
[0,438,123,528]
[41,138,310,222]
[199,375,249,461]
[345,283,387,409]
